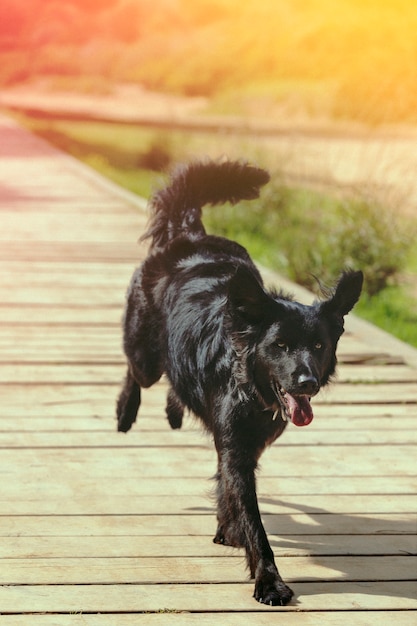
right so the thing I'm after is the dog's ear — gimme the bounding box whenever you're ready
[228,266,274,323]
[322,270,364,318]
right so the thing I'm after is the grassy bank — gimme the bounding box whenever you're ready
[14,113,417,348]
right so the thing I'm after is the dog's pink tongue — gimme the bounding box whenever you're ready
[284,393,314,427]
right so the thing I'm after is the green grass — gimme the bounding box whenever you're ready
[14,113,417,348]
[355,287,417,347]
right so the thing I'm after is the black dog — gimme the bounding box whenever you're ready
[117,160,363,606]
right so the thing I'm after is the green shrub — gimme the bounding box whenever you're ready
[323,196,413,296]
[206,179,415,297]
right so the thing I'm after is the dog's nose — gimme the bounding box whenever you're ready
[297,374,319,396]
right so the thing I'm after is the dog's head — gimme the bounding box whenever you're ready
[229,267,363,426]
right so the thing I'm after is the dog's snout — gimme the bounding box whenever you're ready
[297,374,319,396]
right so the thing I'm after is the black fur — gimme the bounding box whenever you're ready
[116,159,363,606]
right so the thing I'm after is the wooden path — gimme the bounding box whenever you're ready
[0,113,416,625]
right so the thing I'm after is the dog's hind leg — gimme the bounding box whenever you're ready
[117,368,141,433]
[166,387,184,430]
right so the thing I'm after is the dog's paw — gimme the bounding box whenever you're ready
[254,577,294,606]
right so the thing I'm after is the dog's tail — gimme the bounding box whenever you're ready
[142,159,270,248]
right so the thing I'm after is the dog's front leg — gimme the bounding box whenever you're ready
[214,442,294,606]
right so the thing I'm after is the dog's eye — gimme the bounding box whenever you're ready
[276,341,287,350]
[314,342,322,350]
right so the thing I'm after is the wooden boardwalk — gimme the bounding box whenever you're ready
[0,113,416,625]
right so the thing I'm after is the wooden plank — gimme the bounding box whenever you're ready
[0,274,127,296]
[0,328,121,342]
[0,409,414,430]
[2,612,417,626]
[0,408,413,432]
[2,555,415,585]
[313,383,417,404]
[1,534,414,559]
[0,384,127,410]
[0,410,417,428]
[0,307,123,324]
[1,445,414,477]
[0,473,412,497]
[336,364,417,382]
[0,261,130,276]
[1,491,416,516]
[314,403,416,417]
[337,353,406,365]
[0,338,123,352]
[0,283,126,301]
[1,444,415,480]
[0,241,141,262]
[0,426,416,445]
[1,211,141,240]
[0,448,415,486]
[0,581,415,613]
[0,364,126,385]
[0,469,414,498]
[0,285,125,305]
[0,513,413,537]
